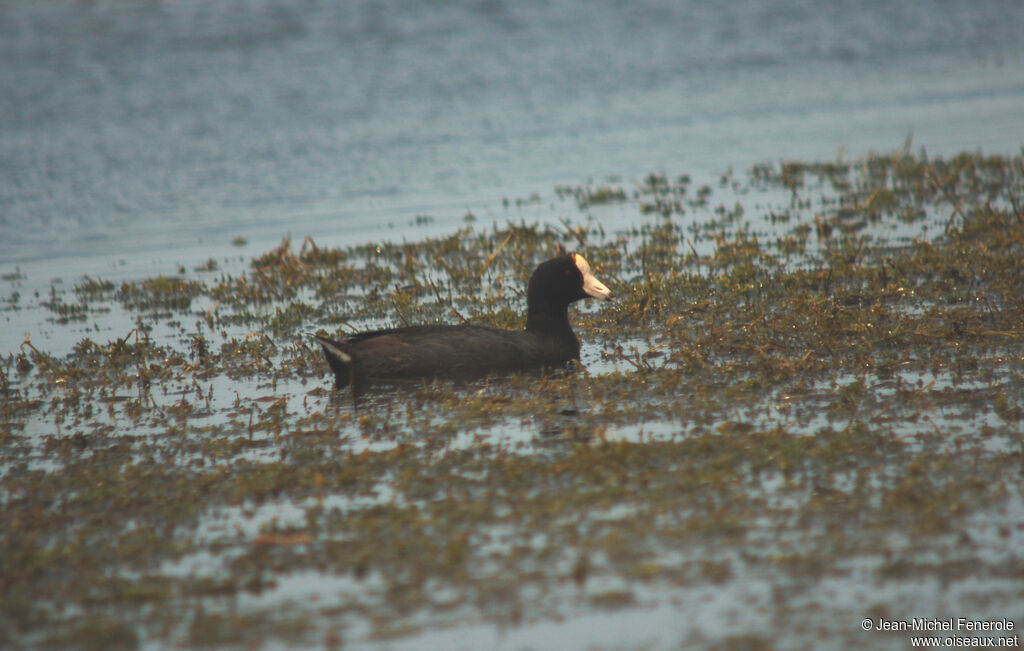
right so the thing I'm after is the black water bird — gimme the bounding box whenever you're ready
[316,253,612,390]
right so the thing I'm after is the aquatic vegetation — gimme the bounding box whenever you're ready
[117,275,205,313]
[1,149,1023,649]
[556,182,629,209]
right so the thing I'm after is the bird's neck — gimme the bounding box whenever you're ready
[526,304,577,343]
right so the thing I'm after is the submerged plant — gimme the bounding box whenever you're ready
[2,149,1023,649]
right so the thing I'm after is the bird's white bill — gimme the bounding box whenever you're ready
[573,254,613,301]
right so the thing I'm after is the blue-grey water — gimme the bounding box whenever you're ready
[2,0,1023,269]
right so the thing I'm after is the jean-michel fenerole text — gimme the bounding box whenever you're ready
[873,618,1015,633]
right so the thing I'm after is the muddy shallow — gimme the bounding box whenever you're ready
[2,150,1024,649]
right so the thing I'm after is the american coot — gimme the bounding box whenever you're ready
[316,253,612,390]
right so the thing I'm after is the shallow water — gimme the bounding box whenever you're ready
[3,0,1024,271]
[3,2,1024,650]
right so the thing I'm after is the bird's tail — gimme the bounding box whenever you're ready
[315,335,354,388]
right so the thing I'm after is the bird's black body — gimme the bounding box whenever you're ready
[316,253,612,391]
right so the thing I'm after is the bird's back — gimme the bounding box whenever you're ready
[317,324,579,389]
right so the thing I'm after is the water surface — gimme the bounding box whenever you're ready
[2,0,1023,268]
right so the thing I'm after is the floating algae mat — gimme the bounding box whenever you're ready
[2,150,1024,649]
